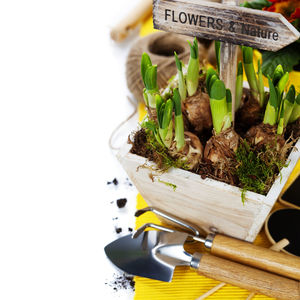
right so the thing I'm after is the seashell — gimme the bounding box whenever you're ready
[126,32,208,102]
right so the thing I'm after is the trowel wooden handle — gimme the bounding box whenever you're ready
[196,253,300,300]
[110,0,152,42]
[210,234,300,280]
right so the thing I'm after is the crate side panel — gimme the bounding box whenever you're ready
[119,152,263,241]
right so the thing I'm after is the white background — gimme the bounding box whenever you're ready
[0,1,143,299]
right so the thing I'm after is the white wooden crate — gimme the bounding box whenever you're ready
[117,139,300,242]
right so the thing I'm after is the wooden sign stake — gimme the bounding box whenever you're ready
[219,0,238,124]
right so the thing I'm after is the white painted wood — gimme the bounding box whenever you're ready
[153,0,300,51]
[117,138,300,242]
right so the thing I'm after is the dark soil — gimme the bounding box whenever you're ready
[129,128,168,169]
[286,118,300,139]
[115,227,122,234]
[116,198,127,208]
[107,178,118,186]
[235,89,264,136]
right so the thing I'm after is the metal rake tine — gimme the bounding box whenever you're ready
[135,206,201,236]
[132,223,175,239]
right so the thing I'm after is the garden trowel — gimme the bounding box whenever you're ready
[105,230,300,300]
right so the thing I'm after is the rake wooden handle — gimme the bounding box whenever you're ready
[196,253,300,300]
[210,234,300,280]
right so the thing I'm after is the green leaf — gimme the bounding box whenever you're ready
[208,74,218,96]
[285,85,295,104]
[144,65,158,91]
[161,99,173,129]
[240,0,272,10]
[206,67,218,91]
[172,88,182,117]
[141,53,152,85]
[226,89,232,104]
[156,95,164,127]
[267,76,278,109]
[296,94,300,105]
[272,64,284,86]
[158,102,165,128]
[210,79,226,101]
[242,46,253,65]
[261,44,300,77]
[237,61,243,76]
[174,52,182,71]
[277,72,289,96]
[188,38,198,59]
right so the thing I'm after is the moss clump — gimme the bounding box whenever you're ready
[235,140,288,202]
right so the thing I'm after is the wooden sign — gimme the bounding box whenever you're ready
[153,0,300,51]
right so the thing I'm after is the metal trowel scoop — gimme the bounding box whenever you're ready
[105,230,190,282]
[105,230,300,300]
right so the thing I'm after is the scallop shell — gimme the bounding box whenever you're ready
[126,32,208,102]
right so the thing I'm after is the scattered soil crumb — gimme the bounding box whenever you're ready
[105,273,135,292]
[107,178,118,186]
[125,178,133,186]
[115,227,122,234]
[116,198,127,208]
[128,227,133,232]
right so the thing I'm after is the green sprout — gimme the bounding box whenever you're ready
[156,96,173,148]
[242,47,259,100]
[226,88,232,122]
[141,53,159,108]
[257,60,265,107]
[172,88,185,150]
[186,38,199,96]
[209,79,231,134]
[206,67,219,96]
[263,76,279,126]
[289,94,300,124]
[174,52,187,101]
[235,61,243,111]
[282,85,295,127]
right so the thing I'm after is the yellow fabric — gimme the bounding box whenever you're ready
[134,16,300,300]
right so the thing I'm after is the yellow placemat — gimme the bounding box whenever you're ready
[134,17,300,300]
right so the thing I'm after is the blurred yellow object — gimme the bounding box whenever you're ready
[134,15,300,300]
[140,16,157,37]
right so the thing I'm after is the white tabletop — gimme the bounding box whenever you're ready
[0,1,143,299]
